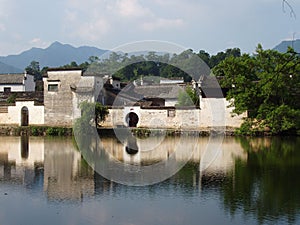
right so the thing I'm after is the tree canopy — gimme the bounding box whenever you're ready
[213,45,300,135]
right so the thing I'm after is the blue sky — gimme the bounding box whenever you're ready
[0,0,300,56]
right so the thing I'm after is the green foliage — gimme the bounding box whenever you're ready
[45,127,69,136]
[45,127,59,136]
[25,61,42,80]
[6,93,17,103]
[214,45,300,135]
[55,48,242,83]
[197,48,241,68]
[77,50,213,82]
[30,126,40,136]
[177,86,199,106]
[94,102,109,125]
[221,137,300,223]
[74,101,109,135]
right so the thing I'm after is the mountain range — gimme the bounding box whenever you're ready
[1,40,300,74]
[273,39,300,53]
[0,41,107,72]
[0,61,23,73]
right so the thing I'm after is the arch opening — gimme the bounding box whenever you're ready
[21,106,29,126]
[126,112,139,127]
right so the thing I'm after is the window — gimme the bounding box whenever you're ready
[4,87,11,93]
[48,84,58,92]
[167,109,176,117]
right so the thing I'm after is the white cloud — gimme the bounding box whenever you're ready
[78,19,110,41]
[63,0,112,42]
[29,38,50,48]
[0,23,6,31]
[62,0,186,44]
[142,18,184,31]
[2,0,298,56]
[115,0,152,18]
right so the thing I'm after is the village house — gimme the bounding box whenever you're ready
[0,72,35,93]
[101,75,246,129]
[0,68,246,129]
[0,69,101,126]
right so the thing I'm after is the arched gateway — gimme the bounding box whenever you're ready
[21,106,29,126]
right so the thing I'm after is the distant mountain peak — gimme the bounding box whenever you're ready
[0,42,107,70]
[47,41,72,50]
[52,41,63,45]
[273,39,300,53]
[0,61,22,73]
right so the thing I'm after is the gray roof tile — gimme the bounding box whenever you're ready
[0,73,25,85]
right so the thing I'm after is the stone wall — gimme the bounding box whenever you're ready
[43,70,82,127]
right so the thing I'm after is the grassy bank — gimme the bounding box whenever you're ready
[0,125,73,136]
[3,125,294,137]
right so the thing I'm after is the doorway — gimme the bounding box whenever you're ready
[127,112,139,127]
[21,107,29,126]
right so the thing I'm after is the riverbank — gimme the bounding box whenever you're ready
[0,125,298,137]
[0,125,238,137]
[0,125,73,136]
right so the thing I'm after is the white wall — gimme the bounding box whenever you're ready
[0,101,44,125]
[200,98,246,128]
[101,99,246,129]
[0,84,25,92]
[24,74,35,91]
[165,99,177,107]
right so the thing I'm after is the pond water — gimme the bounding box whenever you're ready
[0,134,299,225]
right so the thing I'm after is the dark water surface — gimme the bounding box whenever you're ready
[0,135,299,225]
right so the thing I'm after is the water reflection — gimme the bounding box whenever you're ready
[20,135,29,159]
[0,135,299,225]
[0,136,44,185]
[221,137,300,225]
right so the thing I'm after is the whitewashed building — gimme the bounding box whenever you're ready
[0,69,246,128]
[0,73,35,92]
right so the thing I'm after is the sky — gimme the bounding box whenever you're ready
[0,0,300,56]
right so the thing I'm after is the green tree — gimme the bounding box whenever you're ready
[25,61,42,80]
[209,48,241,68]
[213,45,300,135]
[177,86,199,106]
[197,50,210,66]
[74,101,109,134]
[221,137,300,224]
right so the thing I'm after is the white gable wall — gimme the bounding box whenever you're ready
[0,101,44,125]
[24,74,35,91]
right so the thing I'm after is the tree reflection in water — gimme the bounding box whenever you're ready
[0,136,300,225]
[220,137,300,224]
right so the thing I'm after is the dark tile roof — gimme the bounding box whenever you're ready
[0,73,25,85]
[134,84,183,99]
[200,76,224,98]
[47,67,83,72]
[200,76,220,88]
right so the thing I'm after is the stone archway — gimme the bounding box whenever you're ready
[21,106,29,126]
[127,112,139,127]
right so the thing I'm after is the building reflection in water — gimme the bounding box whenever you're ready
[0,135,247,201]
[0,136,44,186]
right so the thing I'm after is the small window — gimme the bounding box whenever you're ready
[4,87,11,93]
[167,109,176,117]
[48,84,58,92]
